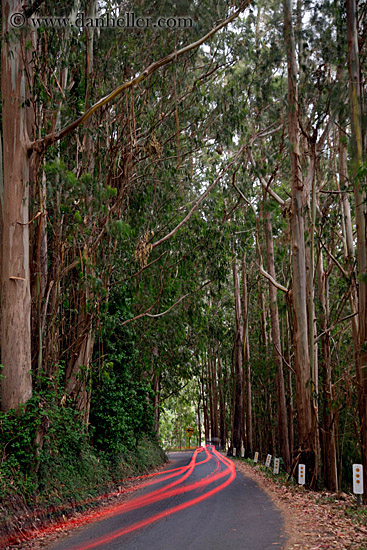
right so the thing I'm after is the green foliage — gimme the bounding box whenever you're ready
[0,383,97,502]
[90,287,155,460]
[345,506,367,525]
[91,369,154,458]
[0,392,163,515]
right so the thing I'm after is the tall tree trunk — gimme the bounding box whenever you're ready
[242,254,252,455]
[201,365,210,444]
[197,388,202,447]
[218,357,227,449]
[0,128,3,349]
[152,373,160,438]
[346,0,367,502]
[284,311,294,458]
[208,349,219,443]
[65,3,97,423]
[232,260,244,455]
[264,206,291,472]
[283,0,317,484]
[317,250,338,491]
[1,1,33,410]
[41,4,79,378]
[265,384,275,454]
[65,319,94,422]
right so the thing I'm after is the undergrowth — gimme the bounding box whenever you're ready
[0,385,166,536]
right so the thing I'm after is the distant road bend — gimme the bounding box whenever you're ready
[50,447,285,550]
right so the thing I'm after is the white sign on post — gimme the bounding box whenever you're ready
[241,446,245,458]
[265,454,272,468]
[232,447,236,457]
[298,464,306,485]
[353,464,364,494]
[273,457,280,474]
[254,452,259,463]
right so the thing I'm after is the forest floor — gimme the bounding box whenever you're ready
[235,460,367,550]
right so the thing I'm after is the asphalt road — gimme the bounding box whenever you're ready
[48,447,285,550]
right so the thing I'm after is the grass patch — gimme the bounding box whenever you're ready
[236,457,296,487]
[345,505,367,523]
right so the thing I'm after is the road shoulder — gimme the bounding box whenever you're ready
[234,460,367,550]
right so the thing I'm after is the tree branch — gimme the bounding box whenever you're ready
[109,251,168,288]
[29,1,252,154]
[146,280,211,318]
[151,142,248,249]
[248,148,285,206]
[314,312,358,344]
[120,271,164,327]
[259,265,289,293]
[319,236,349,279]
[274,344,295,374]
[231,181,289,294]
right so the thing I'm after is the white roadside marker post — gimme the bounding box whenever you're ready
[353,464,364,506]
[273,457,280,475]
[298,464,306,485]
[241,446,245,458]
[265,454,272,468]
[254,452,259,464]
[233,447,236,457]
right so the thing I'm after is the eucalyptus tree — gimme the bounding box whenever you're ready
[0,0,250,413]
[1,0,34,410]
[345,0,367,501]
[283,0,318,483]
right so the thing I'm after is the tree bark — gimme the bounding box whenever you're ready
[209,350,219,444]
[232,260,244,455]
[201,363,210,444]
[152,373,160,438]
[346,0,367,502]
[197,387,202,447]
[1,0,33,410]
[317,249,338,491]
[264,206,291,472]
[283,0,317,484]
[242,254,253,455]
[218,357,227,449]
[284,311,294,458]
[65,5,97,423]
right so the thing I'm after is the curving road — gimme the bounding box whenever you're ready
[48,447,285,550]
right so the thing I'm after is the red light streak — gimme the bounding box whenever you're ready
[88,448,222,522]
[0,448,208,548]
[70,448,235,550]
[0,447,235,549]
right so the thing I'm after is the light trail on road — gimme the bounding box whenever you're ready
[67,446,236,550]
[0,447,236,549]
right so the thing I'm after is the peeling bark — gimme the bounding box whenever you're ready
[1,1,33,410]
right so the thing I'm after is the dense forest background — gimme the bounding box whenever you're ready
[1,0,367,514]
